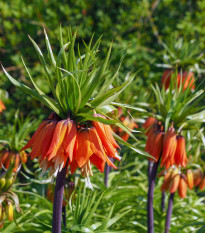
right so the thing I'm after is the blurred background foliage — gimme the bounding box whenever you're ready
[0,0,205,232]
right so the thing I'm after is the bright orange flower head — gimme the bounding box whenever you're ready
[178,174,187,198]
[186,169,194,189]
[162,69,195,91]
[22,114,77,175]
[22,113,120,188]
[160,168,187,199]
[0,100,6,113]
[161,126,177,169]
[174,135,188,167]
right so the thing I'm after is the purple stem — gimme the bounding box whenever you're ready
[104,164,110,188]
[62,206,66,228]
[148,160,152,180]
[161,191,166,212]
[164,193,175,233]
[147,159,160,233]
[104,158,114,188]
[52,163,68,233]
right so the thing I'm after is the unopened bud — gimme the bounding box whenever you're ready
[4,178,13,191]
[186,169,193,189]
[0,178,6,189]
[6,202,13,221]
[1,208,5,221]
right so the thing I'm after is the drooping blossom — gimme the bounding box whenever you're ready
[162,70,195,91]
[174,135,188,167]
[0,100,6,113]
[161,126,177,169]
[160,168,188,198]
[178,174,187,198]
[22,113,120,188]
[145,121,164,161]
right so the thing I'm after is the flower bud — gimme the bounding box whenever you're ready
[1,207,5,221]
[0,178,6,189]
[186,169,193,189]
[0,204,2,221]
[6,202,13,221]
[161,126,177,169]
[4,178,13,191]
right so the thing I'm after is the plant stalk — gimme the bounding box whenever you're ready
[62,206,66,227]
[147,158,160,233]
[104,164,110,188]
[164,193,175,233]
[148,160,152,180]
[104,158,114,188]
[52,161,68,233]
[161,191,166,212]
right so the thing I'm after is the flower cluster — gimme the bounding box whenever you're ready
[144,118,188,168]
[162,70,195,91]
[159,168,205,199]
[22,113,120,188]
[0,150,27,173]
[160,168,187,198]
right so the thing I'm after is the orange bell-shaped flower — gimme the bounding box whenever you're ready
[161,126,177,169]
[92,114,120,159]
[174,135,188,167]
[178,175,187,198]
[169,169,180,193]
[160,168,173,192]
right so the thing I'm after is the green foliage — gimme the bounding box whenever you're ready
[0,0,205,232]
